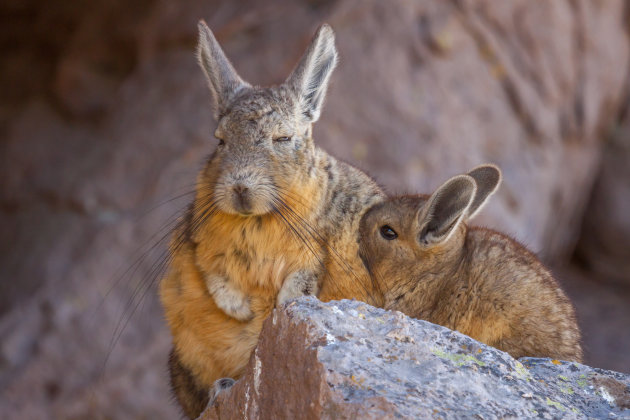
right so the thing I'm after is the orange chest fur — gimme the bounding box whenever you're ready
[191,178,324,294]
[193,212,322,294]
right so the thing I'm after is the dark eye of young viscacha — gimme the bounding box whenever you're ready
[380,225,398,240]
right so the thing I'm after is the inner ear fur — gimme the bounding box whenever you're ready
[285,24,338,123]
[197,20,250,119]
[466,164,502,219]
[418,175,476,246]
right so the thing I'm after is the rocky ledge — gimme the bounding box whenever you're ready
[202,297,630,419]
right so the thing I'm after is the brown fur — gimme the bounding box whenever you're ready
[168,349,210,419]
[357,168,583,362]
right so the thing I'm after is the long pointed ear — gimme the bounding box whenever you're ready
[285,24,338,123]
[417,175,476,246]
[466,164,502,219]
[197,21,249,119]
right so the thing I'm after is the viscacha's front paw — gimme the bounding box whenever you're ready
[205,274,254,321]
[277,269,319,306]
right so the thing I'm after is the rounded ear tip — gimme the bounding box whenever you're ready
[319,23,333,32]
[485,163,502,177]
[442,174,477,204]
[487,162,501,171]
[487,164,502,185]
[470,163,502,182]
[317,23,336,40]
[198,20,214,38]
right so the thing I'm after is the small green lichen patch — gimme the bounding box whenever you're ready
[546,397,566,411]
[514,361,531,380]
[431,348,486,367]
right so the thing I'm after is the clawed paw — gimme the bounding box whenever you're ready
[277,270,319,307]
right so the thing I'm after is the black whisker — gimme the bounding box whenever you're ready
[93,201,190,320]
[270,198,325,272]
[100,189,220,377]
[280,197,363,280]
[273,188,375,299]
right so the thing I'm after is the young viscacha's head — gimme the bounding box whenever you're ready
[358,165,501,307]
[196,21,338,216]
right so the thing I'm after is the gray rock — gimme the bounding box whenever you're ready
[205,297,630,419]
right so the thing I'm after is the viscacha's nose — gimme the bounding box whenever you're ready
[233,184,249,198]
[232,184,252,213]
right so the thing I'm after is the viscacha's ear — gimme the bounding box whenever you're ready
[466,164,502,219]
[285,24,338,123]
[417,175,476,246]
[197,20,250,119]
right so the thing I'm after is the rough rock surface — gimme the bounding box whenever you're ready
[204,297,630,420]
[575,96,630,286]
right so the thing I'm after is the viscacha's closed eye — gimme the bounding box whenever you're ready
[273,136,292,142]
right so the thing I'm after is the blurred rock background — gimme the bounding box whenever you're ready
[1,0,629,418]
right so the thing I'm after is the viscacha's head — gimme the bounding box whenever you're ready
[196,21,338,216]
[358,165,501,306]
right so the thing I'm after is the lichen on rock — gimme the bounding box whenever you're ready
[203,297,630,419]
